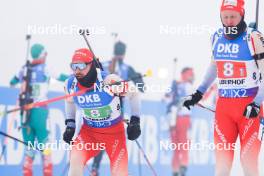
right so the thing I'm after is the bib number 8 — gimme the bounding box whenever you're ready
[223,62,234,77]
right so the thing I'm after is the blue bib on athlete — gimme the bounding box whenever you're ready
[67,71,122,128]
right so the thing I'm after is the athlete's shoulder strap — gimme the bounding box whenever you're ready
[246,27,257,56]
[245,27,264,68]
[96,68,105,83]
[247,27,264,61]
[67,75,77,94]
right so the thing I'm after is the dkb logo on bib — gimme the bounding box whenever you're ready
[217,43,239,54]
[77,94,101,103]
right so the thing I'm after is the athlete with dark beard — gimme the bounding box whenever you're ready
[63,48,141,176]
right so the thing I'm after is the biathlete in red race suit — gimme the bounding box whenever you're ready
[183,0,264,175]
[165,68,195,176]
[62,48,141,176]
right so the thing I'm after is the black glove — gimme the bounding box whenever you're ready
[127,116,141,140]
[63,119,75,144]
[243,102,260,118]
[183,90,203,110]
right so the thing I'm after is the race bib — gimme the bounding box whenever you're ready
[217,61,247,79]
[83,105,112,120]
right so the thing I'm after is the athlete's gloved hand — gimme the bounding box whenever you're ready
[63,119,76,144]
[243,102,260,118]
[183,90,203,110]
[127,116,141,140]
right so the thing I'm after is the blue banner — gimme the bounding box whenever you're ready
[0,86,215,176]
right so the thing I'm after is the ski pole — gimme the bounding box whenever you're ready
[79,29,104,70]
[2,87,91,115]
[123,119,158,176]
[134,140,157,176]
[0,131,41,152]
[255,0,259,29]
[61,162,70,176]
[197,103,215,113]
[25,34,31,62]
[180,97,216,113]
[0,105,18,161]
[249,0,260,29]
[1,70,152,116]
